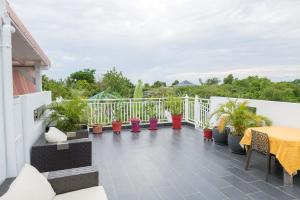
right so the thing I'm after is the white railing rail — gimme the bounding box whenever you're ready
[85,95,210,129]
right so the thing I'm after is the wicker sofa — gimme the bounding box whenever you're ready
[31,132,92,173]
[0,166,108,200]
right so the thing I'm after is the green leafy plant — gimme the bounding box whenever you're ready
[112,102,123,122]
[212,100,272,136]
[145,102,157,119]
[203,120,212,130]
[45,98,88,132]
[166,97,183,115]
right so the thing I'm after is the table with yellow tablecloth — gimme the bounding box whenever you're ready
[240,126,300,177]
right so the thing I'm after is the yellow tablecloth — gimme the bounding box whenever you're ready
[240,126,300,175]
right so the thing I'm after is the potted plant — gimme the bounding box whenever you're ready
[146,102,158,130]
[203,121,213,141]
[45,98,89,138]
[130,117,141,133]
[112,103,122,134]
[166,97,183,129]
[92,124,102,134]
[211,114,229,145]
[213,100,271,154]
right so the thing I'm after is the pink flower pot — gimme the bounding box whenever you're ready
[131,118,140,133]
[149,118,158,130]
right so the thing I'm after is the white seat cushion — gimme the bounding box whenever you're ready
[45,127,67,143]
[1,164,55,200]
[54,186,107,200]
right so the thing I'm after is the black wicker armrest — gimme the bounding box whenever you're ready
[44,166,99,195]
[0,178,15,197]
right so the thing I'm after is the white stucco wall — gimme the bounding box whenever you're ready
[210,96,300,129]
[0,95,7,185]
[14,91,51,165]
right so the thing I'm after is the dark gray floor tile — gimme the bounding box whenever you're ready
[247,191,276,200]
[184,192,207,200]
[280,186,300,199]
[156,185,184,200]
[251,181,295,200]
[221,186,251,200]
[223,175,258,194]
[227,167,259,182]
[91,127,300,200]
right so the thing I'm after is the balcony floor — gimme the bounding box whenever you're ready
[92,126,300,200]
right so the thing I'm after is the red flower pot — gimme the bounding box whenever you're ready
[131,118,140,133]
[172,114,182,129]
[203,129,212,139]
[92,124,102,134]
[112,121,122,133]
[149,118,158,130]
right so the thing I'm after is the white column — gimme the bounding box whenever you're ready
[1,17,17,177]
[184,95,189,121]
[0,3,8,183]
[35,63,42,92]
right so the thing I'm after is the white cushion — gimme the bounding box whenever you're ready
[45,127,67,143]
[1,164,55,200]
[54,186,107,200]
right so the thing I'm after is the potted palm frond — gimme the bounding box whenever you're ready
[210,113,229,145]
[112,102,122,134]
[213,100,271,154]
[166,97,183,129]
[45,98,89,138]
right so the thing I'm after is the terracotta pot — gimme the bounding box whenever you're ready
[131,118,140,133]
[203,129,212,139]
[112,121,122,133]
[149,118,158,130]
[92,124,102,134]
[172,114,182,129]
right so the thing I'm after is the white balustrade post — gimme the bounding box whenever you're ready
[184,95,189,122]
[194,95,199,128]
[158,98,161,122]
[129,99,132,119]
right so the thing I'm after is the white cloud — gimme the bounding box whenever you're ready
[9,0,300,83]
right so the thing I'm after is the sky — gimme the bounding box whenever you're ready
[10,0,300,84]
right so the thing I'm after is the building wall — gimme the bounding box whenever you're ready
[14,91,51,166]
[13,66,36,96]
[210,96,300,129]
[0,103,7,184]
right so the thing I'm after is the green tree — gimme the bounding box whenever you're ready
[101,67,134,97]
[133,80,144,98]
[67,69,96,85]
[152,81,167,88]
[171,80,179,86]
[206,77,220,85]
[223,74,234,84]
[42,75,72,100]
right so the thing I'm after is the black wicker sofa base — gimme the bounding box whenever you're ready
[31,134,92,173]
[0,166,99,197]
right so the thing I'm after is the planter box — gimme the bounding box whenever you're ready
[31,135,92,172]
[228,134,246,155]
[212,127,228,145]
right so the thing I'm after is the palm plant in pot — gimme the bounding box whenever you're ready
[211,114,230,145]
[112,102,122,134]
[166,97,183,129]
[146,102,158,130]
[213,100,271,154]
[45,98,89,138]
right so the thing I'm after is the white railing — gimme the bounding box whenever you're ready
[86,95,210,129]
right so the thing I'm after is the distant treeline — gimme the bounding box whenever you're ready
[43,68,300,103]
